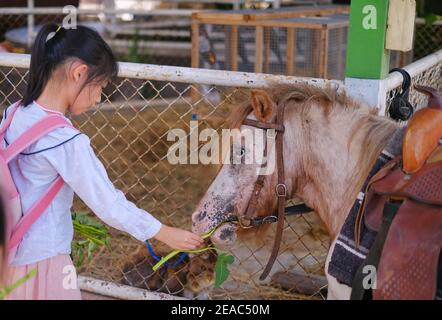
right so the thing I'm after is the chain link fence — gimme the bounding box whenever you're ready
[413,18,442,61]
[0,48,441,300]
[0,55,335,299]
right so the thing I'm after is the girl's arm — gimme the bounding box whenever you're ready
[45,133,203,249]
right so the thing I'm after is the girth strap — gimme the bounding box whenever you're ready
[351,200,402,299]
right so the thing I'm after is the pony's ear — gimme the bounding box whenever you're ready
[250,90,276,122]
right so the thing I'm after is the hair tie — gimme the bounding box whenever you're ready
[46,26,62,43]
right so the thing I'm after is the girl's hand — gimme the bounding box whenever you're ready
[153,224,204,251]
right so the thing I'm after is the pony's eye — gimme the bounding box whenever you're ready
[240,147,246,157]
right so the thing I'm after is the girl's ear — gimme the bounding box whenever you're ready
[71,62,88,83]
[250,90,276,122]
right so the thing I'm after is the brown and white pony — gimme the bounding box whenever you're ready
[191,83,399,299]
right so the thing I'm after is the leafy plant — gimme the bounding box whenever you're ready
[214,253,235,287]
[71,212,111,267]
[152,223,235,288]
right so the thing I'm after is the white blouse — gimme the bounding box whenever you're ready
[1,101,162,266]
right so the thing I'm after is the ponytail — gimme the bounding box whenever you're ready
[22,23,118,107]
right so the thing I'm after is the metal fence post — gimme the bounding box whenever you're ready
[344,0,391,114]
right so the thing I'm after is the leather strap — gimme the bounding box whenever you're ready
[351,200,402,299]
[243,174,266,221]
[243,119,285,132]
[259,102,287,281]
[354,158,399,249]
[239,100,288,280]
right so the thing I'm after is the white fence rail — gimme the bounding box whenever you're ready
[0,52,342,88]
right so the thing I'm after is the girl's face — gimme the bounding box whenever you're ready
[69,80,107,115]
[66,61,108,115]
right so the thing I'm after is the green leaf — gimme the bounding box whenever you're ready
[77,250,84,267]
[87,241,97,257]
[214,253,235,287]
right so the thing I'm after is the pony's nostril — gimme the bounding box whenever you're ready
[219,225,235,240]
[211,223,237,248]
[194,210,208,222]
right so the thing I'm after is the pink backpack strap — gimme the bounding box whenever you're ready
[0,101,21,136]
[8,177,64,250]
[1,108,78,252]
[2,115,75,162]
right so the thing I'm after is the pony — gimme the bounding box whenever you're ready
[191,83,399,299]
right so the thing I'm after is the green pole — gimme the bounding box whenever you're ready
[346,0,391,79]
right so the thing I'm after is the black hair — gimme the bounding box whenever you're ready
[22,23,119,107]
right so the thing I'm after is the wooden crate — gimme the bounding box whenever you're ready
[192,6,350,79]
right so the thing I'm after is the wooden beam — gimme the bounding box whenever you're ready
[192,17,348,29]
[230,25,238,71]
[255,26,264,73]
[264,27,271,74]
[246,6,350,21]
[192,6,350,23]
[191,21,201,103]
[286,28,295,76]
[336,27,344,79]
[191,21,200,69]
[385,0,416,52]
[319,28,329,79]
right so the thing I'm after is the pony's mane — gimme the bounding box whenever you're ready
[227,83,377,129]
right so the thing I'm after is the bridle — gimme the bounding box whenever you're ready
[225,100,313,281]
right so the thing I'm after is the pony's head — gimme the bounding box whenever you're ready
[192,83,396,249]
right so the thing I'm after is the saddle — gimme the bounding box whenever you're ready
[352,86,442,300]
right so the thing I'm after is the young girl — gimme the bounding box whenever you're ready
[1,23,204,300]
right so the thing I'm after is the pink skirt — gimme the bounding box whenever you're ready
[5,254,82,300]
